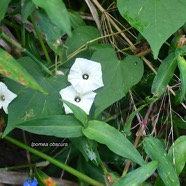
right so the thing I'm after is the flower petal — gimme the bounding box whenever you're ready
[59,85,96,115]
[68,58,104,93]
[23,178,38,186]
[0,82,17,114]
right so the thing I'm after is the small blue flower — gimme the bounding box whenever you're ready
[23,178,38,186]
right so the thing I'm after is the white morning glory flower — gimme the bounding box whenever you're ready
[59,85,96,115]
[0,82,17,114]
[68,58,104,93]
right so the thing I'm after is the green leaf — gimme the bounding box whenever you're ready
[176,55,186,103]
[0,0,11,22]
[21,0,35,22]
[113,161,158,186]
[33,9,64,54]
[68,10,86,29]
[17,115,83,138]
[151,53,177,97]
[83,120,145,165]
[70,136,100,166]
[32,0,71,36]
[62,100,87,126]
[117,0,186,58]
[124,104,147,136]
[65,26,100,56]
[173,117,186,130]
[154,176,166,186]
[0,48,47,94]
[91,47,144,117]
[35,169,59,186]
[168,136,186,175]
[77,157,105,184]
[144,136,180,186]
[3,57,68,136]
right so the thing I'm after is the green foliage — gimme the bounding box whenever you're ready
[83,120,145,165]
[117,0,186,59]
[3,57,68,136]
[65,25,100,57]
[35,169,59,186]
[124,104,147,136]
[92,48,144,117]
[113,161,158,186]
[176,55,186,103]
[151,53,177,97]
[0,0,11,22]
[32,9,64,53]
[21,0,35,22]
[0,49,46,94]
[32,0,71,36]
[62,100,88,125]
[144,136,180,186]
[0,1,186,185]
[71,136,100,166]
[17,115,83,138]
[168,136,186,175]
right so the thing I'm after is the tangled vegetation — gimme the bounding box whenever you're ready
[0,0,186,185]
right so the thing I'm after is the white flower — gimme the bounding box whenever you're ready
[59,85,96,115]
[68,58,104,93]
[0,82,17,114]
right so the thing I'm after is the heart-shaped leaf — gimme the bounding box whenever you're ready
[117,0,186,58]
[91,47,144,117]
[65,26,100,56]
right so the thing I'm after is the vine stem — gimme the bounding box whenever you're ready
[91,0,136,50]
[0,133,104,186]
[91,0,186,110]
[0,31,52,76]
[30,15,52,64]
[122,103,154,177]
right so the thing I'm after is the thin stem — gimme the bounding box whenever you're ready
[24,49,52,75]
[0,30,23,50]
[66,29,127,62]
[0,31,52,76]
[122,103,154,177]
[0,161,49,171]
[30,15,52,64]
[21,23,26,48]
[1,134,105,186]
[55,54,58,74]
[91,0,136,50]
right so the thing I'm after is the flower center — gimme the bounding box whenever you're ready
[82,74,89,80]
[74,96,81,103]
[1,95,5,101]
